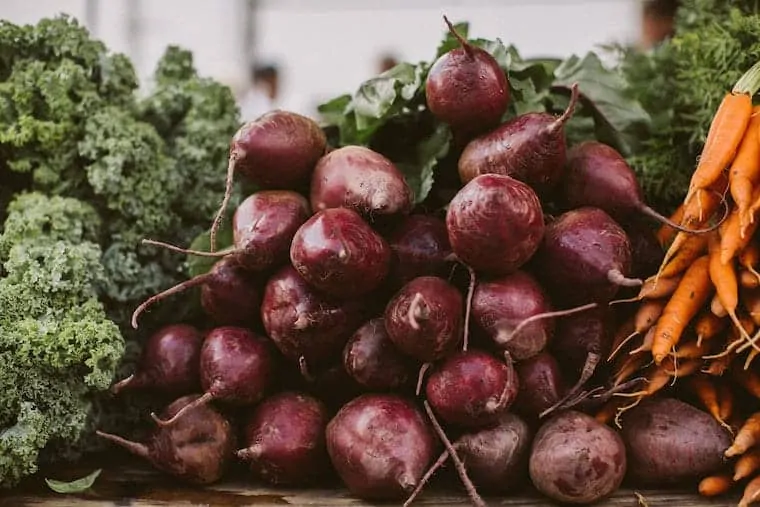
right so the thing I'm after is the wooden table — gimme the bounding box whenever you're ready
[0,455,742,507]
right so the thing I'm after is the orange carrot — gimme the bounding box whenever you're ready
[712,294,728,317]
[690,374,731,430]
[699,474,734,497]
[652,256,713,364]
[659,233,709,279]
[706,348,735,376]
[709,231,750,342]
[727,411,760,458]
[747,348,760,370]
[740,240,760,283]
[639,276,683,300]
[722,187,760,265]
[718,380,734,422]
[740,474,760,507]
[736,449,760,481]
[742,270,760,289]
[746,288,760,326]
[657,204,684,247]
[612,352,650,388]
[731,106,760,229]
[695,312,728,345]
[607,316,636,361]
[733,368,760,399]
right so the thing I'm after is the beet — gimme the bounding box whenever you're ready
[514,351,567,420]
[153,326,275,426]
[343,318,416,391]
[384,276,463,362]
[111,324,202,397]
[529,411,626,504]
[310,146,413,222]
[387,214,453,286]
[534,207,638,307]
[624,217,665,280]
[425,17,509,138]
[446,174,544,275]
[290,207,392,298]
[237,392,330,486]
[131,256,261,329]
[96,394,235,485]
[261,265,366,368]
[210,110,326,250]
[425,350,518,428]
[308,361,364,410]
[457,84,579,196]
[326,394,435,500]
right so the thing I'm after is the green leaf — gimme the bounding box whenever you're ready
[45,469,101,494]
[186,219,233,278]
[552,52,652,156]
[396,123,451,204]
[317,94,351,126]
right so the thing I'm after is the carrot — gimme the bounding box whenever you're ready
[673,339,708,360]
[726,411,760,458]
[690,374,731,431]
[699,474,734,497]
[652,256,713,364]
[742,270,760,289]
[718,380,734,423]
[746,348,760,370]
[658,233,709,279]
[706,350,734,376]
[612,351,650,388]
[741,240,760,283]
[722,188,760,265]
[629,327,656,355]
[712,294,728,318]
[736,449,760,481]
[740,474,760,507]
[657,204,684,247]
[709,231,751,342]
[733,368,760,399]
[607,317,636,361]
[595,398,627,426]
[731,106,760,229]
[695,312,728,346]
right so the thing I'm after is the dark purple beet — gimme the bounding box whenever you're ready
[308,361,364,410]
[290,207,392,298]
[153,326,275,426]
[624,217,665,280]
[237,391,330,486]
[387,214,453,286]
[131,256,261,329]
[471,271,553,360]
[326,394,435,500]
[232,190,312,271]
[210,110,326,251]
[310,146,413,222]
[458,84,579,196]
[96,394,236,485]
[425,350,518,428]
[111,324,203,397]
[514,351,567,420]
[446,174,544,275]
[261,265,367,368]
[425,17,509,138]
[384,276,463,362]
[343,318,416,391]
[534,207,638,307]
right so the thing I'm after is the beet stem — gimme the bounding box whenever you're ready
[95,430,149,459]
[236,443,263,462]
[486,352,516,412]
[407,292,427,330]
[211,152,239,252]
[422,400,485,507]
[151,391,215,428]
[131,272,216,329]
[498,302,598,346]
[607,269,643,288]
[463,265,476,352]
[403,448,451,507]
[539,352,601,419]
[638,203,727,234]
[299,356,315,382]
[416,362,432,397]
[442,15,473,58]
[551,82,580,131]
[110,373,138,395]
[141,239,235,258]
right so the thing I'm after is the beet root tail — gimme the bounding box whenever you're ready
[151,391,215,428]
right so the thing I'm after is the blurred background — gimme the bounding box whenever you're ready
[0,0,675,120]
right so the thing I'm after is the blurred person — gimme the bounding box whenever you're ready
[239,63,280,121]
[641,0,679,49]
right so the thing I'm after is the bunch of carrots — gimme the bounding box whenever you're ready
[596,61,760,505]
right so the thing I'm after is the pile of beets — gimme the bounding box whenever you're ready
[97,20,732,506]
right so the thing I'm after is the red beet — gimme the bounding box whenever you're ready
[326,394,435,500]
[96,394,236,485]
[514,351,567,420]
[534,207,639,307]
[624,217,666,280]
[425,350,518,428]
[386,214,453,286]
[261,265,367,369]
[153,326,275,426]
[131,257,261,329]
[384,276,463,362]
[237,392,330,486]
[426,17,509,138]
[290,207,392,298]
[310,146,413,222]
[343,318,416,391]
[446,174,544,275]
[458,84,579,196]
[111,324,203,397]
[210,110,326,250]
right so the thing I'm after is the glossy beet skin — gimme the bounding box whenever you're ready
[200,257,262,327]
[471,271,553,360]
[529,411,627,504]
[231,110,327,190]
[261,265,367,367]
[290,207,392,298]
[446,174,545,275]
[111,324,203,397]
[232,190,311,272]
[534,207,634,307]
[237,392,330,486]
[514,352,566,420]
[310,146,413,222]
[552,307,614,379]
[326,394,436,500]
[426,350,519,428]
[96,394,236,485]
[386,214,453,286]
[342,318,416,391]
[384,276,463,362]
[425,19,509,138]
